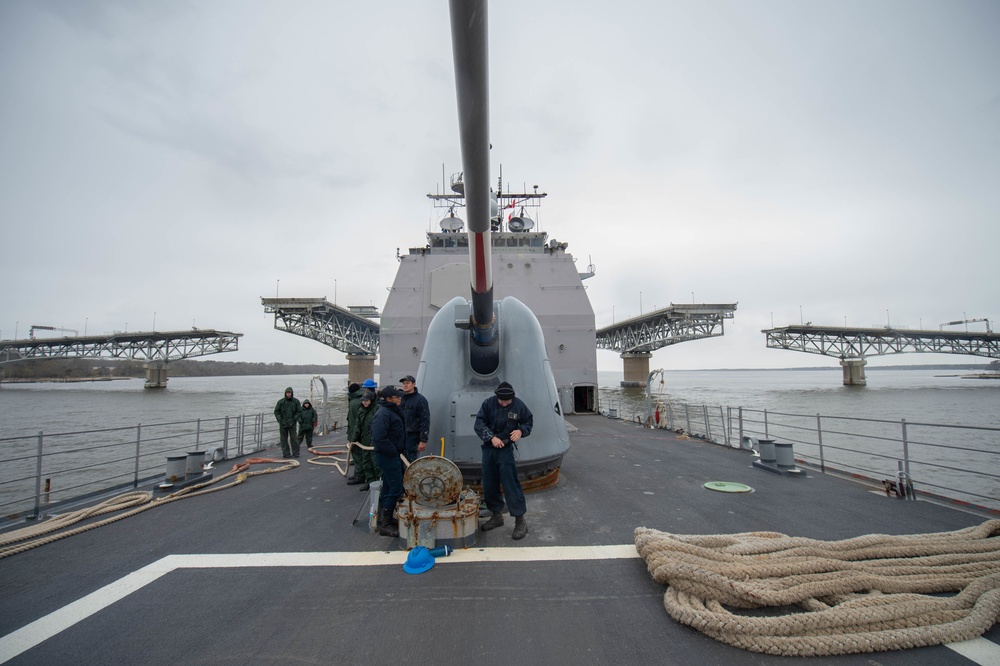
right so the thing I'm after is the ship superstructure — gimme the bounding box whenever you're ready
[379,174,598,416]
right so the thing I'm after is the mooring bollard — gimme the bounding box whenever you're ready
[165,455,187,483]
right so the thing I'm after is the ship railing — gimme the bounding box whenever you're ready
[0,413,274,525]
[601,400,1000,514]
[733,408,1000,513]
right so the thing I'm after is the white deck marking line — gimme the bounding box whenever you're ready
[166,545,642,569]
[946,638,1000,666]
[0,560,173,664]
[0,546,638,663]
[5,546,993,664]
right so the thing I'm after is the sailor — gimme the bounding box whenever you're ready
[273,387,302,459]
[474,381,533,540]
[350,390,381,491]
[371,385,406,537]
[346,379,376,484]
[399,374,430,463]
[296,399,318,457]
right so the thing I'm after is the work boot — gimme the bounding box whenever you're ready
[346,476,364,485]
[359,483,370,492]
[512,515,528,540]
[377,509,399,538]
[481,512,504,532]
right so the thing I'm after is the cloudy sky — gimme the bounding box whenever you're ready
[1,0,997,373]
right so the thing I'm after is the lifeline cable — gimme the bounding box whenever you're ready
[634,520,1000,657]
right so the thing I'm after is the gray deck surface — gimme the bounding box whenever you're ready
[1,415,995,665]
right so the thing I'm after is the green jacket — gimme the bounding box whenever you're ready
[297,404,317,431]
[274,387,301,427]
[346,388,364,438]
[354,400,377,446]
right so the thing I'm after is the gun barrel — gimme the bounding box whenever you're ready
[449,0,494,333]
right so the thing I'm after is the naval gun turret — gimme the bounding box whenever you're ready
[416,0,569,486]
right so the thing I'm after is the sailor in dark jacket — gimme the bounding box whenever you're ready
[399,374,430,462]
[296,399,318,456]
[370,385,406,537]
[273,386,301,459]
[474,381,533,540]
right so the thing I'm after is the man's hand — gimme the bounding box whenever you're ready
[510,429,523,443]
[491,436,505,448]
[418,441,427,452]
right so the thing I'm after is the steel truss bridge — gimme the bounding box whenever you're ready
[0,329,242,364]
[0,329,242,388]
[261,298,379,356]
[596,303,738,354]
[596,303,737,386]
[763,325,1000,360]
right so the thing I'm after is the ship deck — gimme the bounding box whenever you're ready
[1,415,997,665]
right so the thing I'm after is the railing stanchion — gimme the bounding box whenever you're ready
[737,407,744,446]
[901,418,913,500]
[816,414,825,473]
[195,418,201,451]
[31,431,44,520]
[721,406,729,446]
[223,416,230,459]
[133,424,142,489]
[764,409,770,439]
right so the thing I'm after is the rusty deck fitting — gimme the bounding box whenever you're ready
[466,467,561,495]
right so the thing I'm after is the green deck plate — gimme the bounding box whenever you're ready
[703,481,754,493]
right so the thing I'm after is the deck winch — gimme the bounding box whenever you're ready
[397,456,479,549]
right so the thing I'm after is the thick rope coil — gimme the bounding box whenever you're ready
[0,458,297,560]
[307,442,357,472]
[635,520,1000,657]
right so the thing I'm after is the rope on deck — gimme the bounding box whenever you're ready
[305,442,352,473]
[0,457,298,560]
[634,520,1000,656]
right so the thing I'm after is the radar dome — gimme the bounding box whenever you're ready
[440,213,464,232]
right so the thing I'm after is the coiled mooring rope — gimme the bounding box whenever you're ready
[307,442,411,475]
[634,520,1000,657]
[0,457,298,560]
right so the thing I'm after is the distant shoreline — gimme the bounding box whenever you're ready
[2,364,994,384]
[0,377,133,384]
[647,364,993,372]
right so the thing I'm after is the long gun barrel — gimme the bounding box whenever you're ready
[449,0,495,343]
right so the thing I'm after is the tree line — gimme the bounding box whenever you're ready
[0,358,354,380]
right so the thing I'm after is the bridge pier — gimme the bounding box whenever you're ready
[144,361,168,389]
[840,358,867,386]
[348,354,377,386]
[620,352,652,387]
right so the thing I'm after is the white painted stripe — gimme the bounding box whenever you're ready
[0,544,636,663]
[166,544,641,569]
[8,545,996,666]
[0,561,173,664]
[947,637,1000,666]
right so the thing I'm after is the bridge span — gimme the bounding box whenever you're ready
[597,303,737,386]
[764,325,1000,385]
[261,298,380,384]
[0,329,242,388]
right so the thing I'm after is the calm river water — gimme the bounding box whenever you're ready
[1,368,997,515]
[1,367,997,437]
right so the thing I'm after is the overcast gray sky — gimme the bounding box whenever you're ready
[1,0,997,372]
